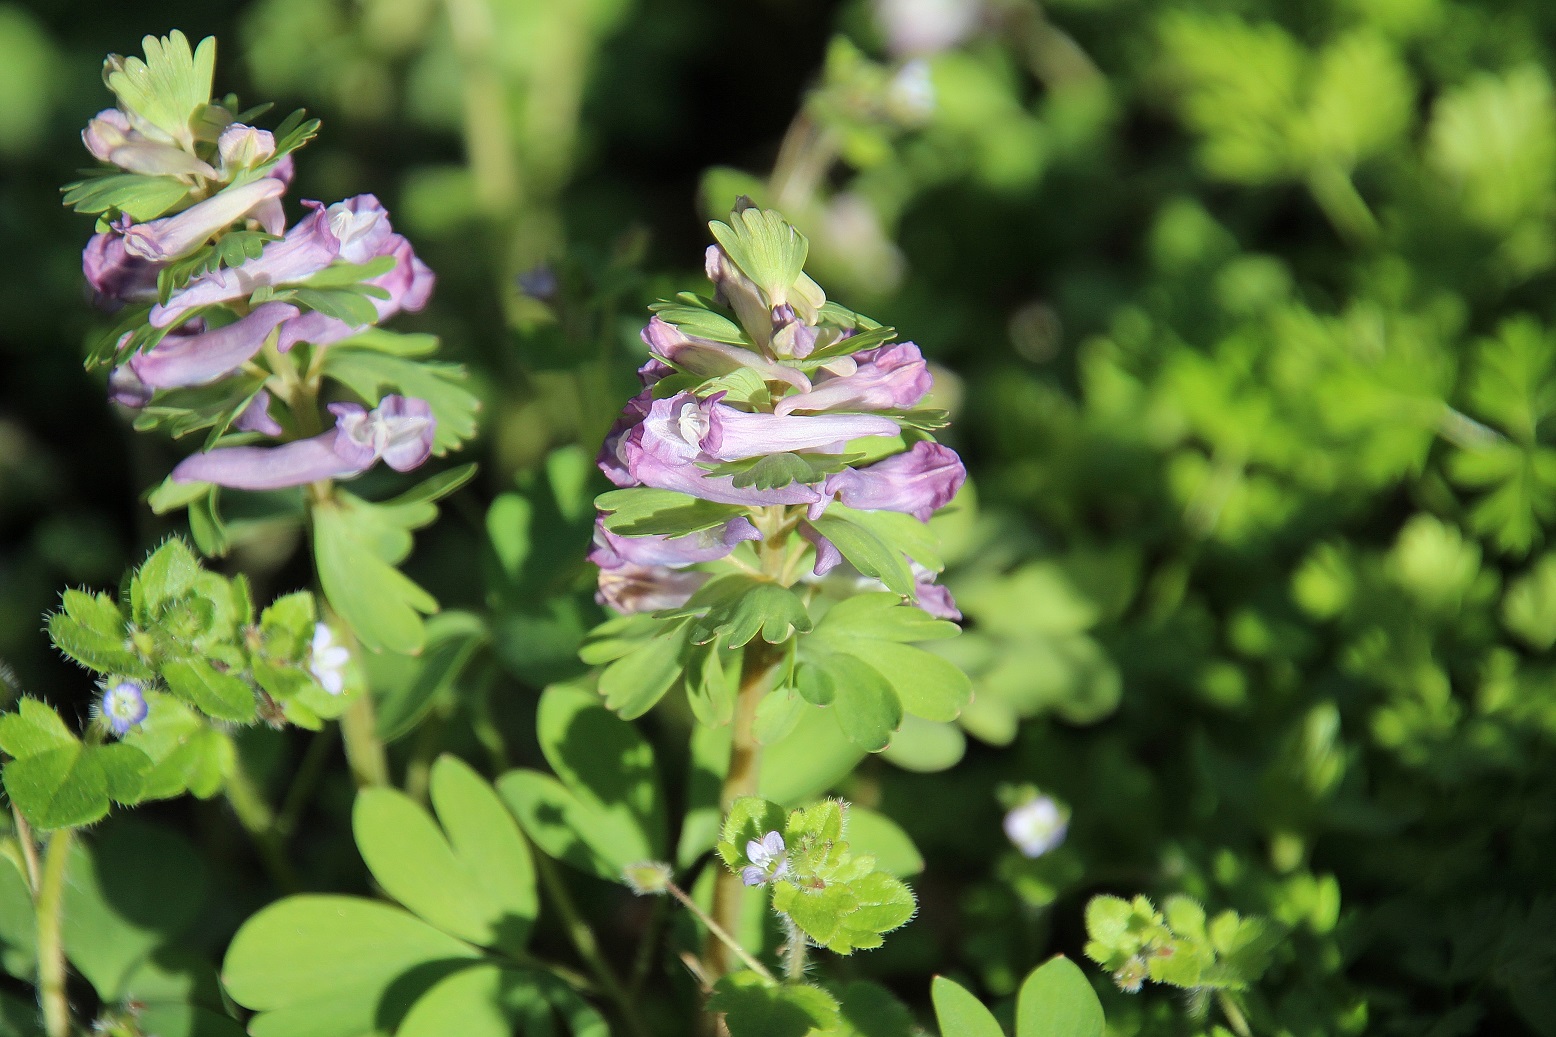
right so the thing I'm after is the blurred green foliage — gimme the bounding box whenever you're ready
[7,0,1556,1033]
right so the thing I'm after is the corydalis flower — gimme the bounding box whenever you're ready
[816,440,965,522]
[121,176,286,263]
[309,623,350,695]
[741,831,789,886]
[83,107,216,179]
[100,681,148,736]
[171,394,435,489]
[127,301,299,389]
[1003,796,1068,858]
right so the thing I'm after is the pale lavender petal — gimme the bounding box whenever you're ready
[252,195,287,236]
[81,109,131,161]
[275,236,434,351]
[84,108,215,178]
[800,521,843,576]
[774,341,932,415]
[589,516,760,570]
[123,178,286,263]
[83,232,160,305]
[218,124,276,172]
[817,441,965,522]
[705,406,899,461]
[598,389,654,488]
[914,572,961,621]
[375,396,437,470]
[741,865,768,887]
[128,302,298,388]
[760,831,786,857]
[326,195,396,264]
[705,244,773,350]
[233,390,284,436]
[745,838,772,866]
[107,365,151,408]
[642,317,810,391]
[626,444,823,506]
[152,201,341,327]
[171,435,363,488]
[638,357,674,387]
[596,562,708,614]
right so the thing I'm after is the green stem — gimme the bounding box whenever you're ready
[36,829,72,1037]
[705,640,780,978]
[10,807,39,892]
[668,881,775,983]
[1217,991,1254,1037]
[224,752,301,891]
[339,692,390,788]
[276,726,339,837]
[1306,164,1378,247]
[781,916,807,983]
[531,842,650,1037]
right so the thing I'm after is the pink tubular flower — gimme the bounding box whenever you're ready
[596,563,709,614]
[83,232,160,306]
[151,202,338,327]
[275,235,435,352]
[816,440,965,521]
[171,395,435,489]
[774,341,932,415]
[641,317,811,391]
[641,392,899,463]
[122,177,286,263]
[83,108,216,179]
[128,302,299,388]
[588,515,761,570]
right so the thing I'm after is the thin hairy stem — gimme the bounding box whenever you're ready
[10,807,39,892]
[781,916,808,983]
[36,829,72,1037]
[669,880,775,983]
[223,750,301,891]
[530,841,651,1037]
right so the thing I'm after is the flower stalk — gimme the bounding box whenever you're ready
[36,829,73,1037]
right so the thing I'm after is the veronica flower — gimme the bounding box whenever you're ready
[741,831,790,886]
[308,623,350,695]
[774,341,932,415]
[171,394,435,489]
[99,681,148,736]
[1003,796,1068,858]
[122,176,286,263]
[83,107,216,179]
[128,301,299,389]
[815,440,965,521]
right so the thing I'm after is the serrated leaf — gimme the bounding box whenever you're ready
[598,627,686,719]
[49,591,146,677]
[669,575,813,647]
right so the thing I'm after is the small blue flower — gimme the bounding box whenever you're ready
[741,830,789,887]
[1003,795,1068,858]
[100,681,148,736]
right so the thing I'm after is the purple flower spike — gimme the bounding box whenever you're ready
[589,515,761,571]
[775,341,932,415]
[641,317,811,391]
[152,201,342,327]
[100,681,148,736]
[84,108,216,179]
[596,562,709,614]
[122,177,287,263]
[83,232,160,306]
[171,394,436,489]
[128,301,299,388]
[817,441,965,521]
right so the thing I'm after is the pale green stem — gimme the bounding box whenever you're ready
[36,829,72,1037]
[224,753,301,891]
[530,842,651,1037]
[10,807,39,892]
[339,693,390,788]
[781,916,807,983]
[768,112,839,214]
[444,0,522,218]
[1218,991,1254,1037]
[1306,164,1378,247]
[668,881,775,983]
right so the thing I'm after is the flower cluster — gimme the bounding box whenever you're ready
[74,32,437,494]
[590,206,965,617]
